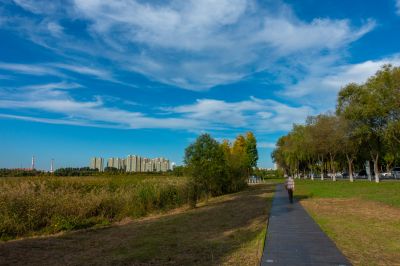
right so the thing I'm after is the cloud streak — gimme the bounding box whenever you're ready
[4,0,376,90]
[0,83,314,132]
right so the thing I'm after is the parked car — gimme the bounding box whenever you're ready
[356,170,375,179]
[335,172,343,178]
[380,172,392,179]
[341,172,350,178]
[391,167,400,179]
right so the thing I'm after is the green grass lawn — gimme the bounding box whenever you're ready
[295,179,400,207]
[0,183,275,265]
[296,179,400,265]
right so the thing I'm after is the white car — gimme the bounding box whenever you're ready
[380,172,392,178]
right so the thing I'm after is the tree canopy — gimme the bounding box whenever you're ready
[273,65,400,183]
[184,132,259,206]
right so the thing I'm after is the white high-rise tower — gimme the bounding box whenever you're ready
[31,156,35,170]
[50,159,54,173]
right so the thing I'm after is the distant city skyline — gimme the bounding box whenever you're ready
[3,151,176,171]
[90,155,171,173]
[1,1,400,169]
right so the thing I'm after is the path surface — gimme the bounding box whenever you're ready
[261,184,351,266]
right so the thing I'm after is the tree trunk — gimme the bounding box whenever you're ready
[320,155,324,181]
[330,153,336,181]
[310,163,314,181]
[386,162,393,173]
[297,161,300,179]
[346,154,354,182]
[371,153,380,183]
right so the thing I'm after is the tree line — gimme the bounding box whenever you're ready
[272,65,400,183]
[184,132,258,206]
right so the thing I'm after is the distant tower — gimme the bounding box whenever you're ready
[50,159,54,173]
[31,156,35,170]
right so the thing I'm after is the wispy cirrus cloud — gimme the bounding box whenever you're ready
[0,62,60,76]
[0,83,202,130]
[4,0,376,91]
[0,82,314,132]
[164,97,313,132]
[0,61,115,82]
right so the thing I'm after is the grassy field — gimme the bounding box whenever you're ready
[296,179,400,207]
[0,183,275,265]
[0,175,189,240]
[296,180,400,265]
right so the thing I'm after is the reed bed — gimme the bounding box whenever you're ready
[0,175,188,240]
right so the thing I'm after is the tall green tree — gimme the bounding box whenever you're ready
[245,131,258,169]
[273,65,400,183]
[337,66,400,182]
[232,134,250,176]
[334,116,362,182]
[307,115,331,180]
[184,134,226,206]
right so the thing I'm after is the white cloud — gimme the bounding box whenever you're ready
[396,0,400,15]
[0,113,113,128]
[164,96,314,132]
[0,62,60,76]
[46,21,63,37]
[6,0,376,90]
[281,54,400,109]
[49,63,112,80]
[0,62,115,82]
[22,81,82,90]
[256,17,375,54]
[12,0,64,15]
[0,83,314,132]
[0,83,203,130]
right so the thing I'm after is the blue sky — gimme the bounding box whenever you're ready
[1,0,400,170]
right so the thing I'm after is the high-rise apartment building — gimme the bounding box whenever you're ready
[126,155,142,172]
[92,155,170,173]
[107,157,125,170]
[140,157,146,172]
[90,157,104,172]
[152,157,170,172]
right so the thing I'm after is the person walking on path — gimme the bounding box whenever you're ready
[285,176,295,203]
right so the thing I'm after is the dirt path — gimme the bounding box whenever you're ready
[0,184,274,266]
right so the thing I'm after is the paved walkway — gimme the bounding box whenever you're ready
[261,184,351,266]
